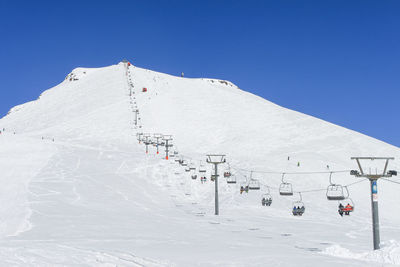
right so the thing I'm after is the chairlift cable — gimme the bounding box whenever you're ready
[381,178,400,185]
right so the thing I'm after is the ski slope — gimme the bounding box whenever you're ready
[0,61,399,266]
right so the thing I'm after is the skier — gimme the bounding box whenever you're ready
[297,162,300,167]
[338,203,344,217]
[287,156,290,160]
[344,203,353,215]
[292,206,297,216]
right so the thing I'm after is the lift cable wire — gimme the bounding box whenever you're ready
[231,167,351,175]
[381,178,400,185]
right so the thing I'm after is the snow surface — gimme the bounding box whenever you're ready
[0,62,399,266]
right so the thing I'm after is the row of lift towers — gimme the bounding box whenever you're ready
[135,133,397,251]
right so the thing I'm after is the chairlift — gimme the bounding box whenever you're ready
[189,162,196,171]
[248,179,261,190]
[262,194,272,206]
[200,176,207,183]
[240,182,249,194]
[326,172,346,201]
[338,187,354,216]
[292,192,305,216]
[224,163,231,178]
[199,161,207,173]
[181,160,188,166]
[185,166,190,172]
[279,173,293,196]
[191,174,197,180]
[227,175,237,184]
[261,186,272,206]
[211,174,218,181]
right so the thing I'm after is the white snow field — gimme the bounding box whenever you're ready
[0,62,399,266]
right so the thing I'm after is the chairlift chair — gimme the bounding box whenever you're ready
[185,166,190,172]
[248,179,261,190]
[326,173,346,201]
[292,192,305,216]
[223,163,231,178]
[261,193,273,206]
[211,174,218,181]
[191,174,197,180]
[189,162,196,171]
[339,198,355,215]
[279,174,293,196]
[338,186,354,215]
[227,175,237,184]
[240,182,249,194]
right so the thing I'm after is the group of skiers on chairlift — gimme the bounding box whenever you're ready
[240,185,249,194]
[292,205,305,216]
[338,203,353,216]
[262,196,272,206]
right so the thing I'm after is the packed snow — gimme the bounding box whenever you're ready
[0,61,399,266]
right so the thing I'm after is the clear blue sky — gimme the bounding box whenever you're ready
[1,1,399,147]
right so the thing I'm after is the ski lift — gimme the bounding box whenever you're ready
[224,163,231,178]
[211,174,218,181]
[247,171,260,190]
[261,186,272,206]
[326,172,346,201]
[248,179,260,190]
[240,182,249,194]
[199,166,206,173]
[185,166,190,172]
[191,174,197,180]
[338,187,354,216]
[181,160,188,166]
[227,175,236,184]
[189,162,196,171]
[279,173,293,196]
[292,192,305,216]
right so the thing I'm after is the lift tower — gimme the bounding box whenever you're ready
[350,157,397,250]
[163,135,173,160]
[206,155,226,215]
[143,133,151,154]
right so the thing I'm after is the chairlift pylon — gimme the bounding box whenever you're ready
[279,173,293,196]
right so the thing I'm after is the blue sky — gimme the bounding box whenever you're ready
[1,1,399,147]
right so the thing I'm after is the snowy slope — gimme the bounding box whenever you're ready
[0,62,399,266]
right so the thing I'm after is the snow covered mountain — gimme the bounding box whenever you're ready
[0,61,399,266]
